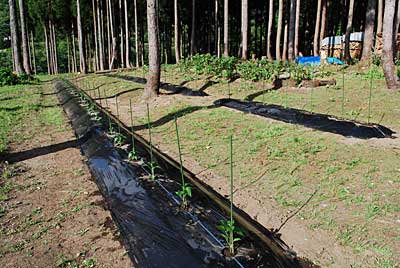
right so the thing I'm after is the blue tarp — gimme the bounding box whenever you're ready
[296,56,321,66]
[296,56,344,66]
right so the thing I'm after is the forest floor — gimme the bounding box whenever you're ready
[75,65,400,268]
[0,81,132,267]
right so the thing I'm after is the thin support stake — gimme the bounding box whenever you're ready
[175,118,185,186]
[98,87,102,106]
[368,72,373,124]
[229,135,233,223]
[129,98,137,158]
[104,88,108,108]
[262,79,265,103]
[147,103,154,164]
[342,69,345,117]
[116,96,120,132]
[229,134,234,255]
[228,80,231,99]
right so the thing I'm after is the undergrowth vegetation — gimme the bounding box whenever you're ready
[0,68,34,87]
[179,54,330,83]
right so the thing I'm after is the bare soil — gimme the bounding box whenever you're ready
[0,85,132,268]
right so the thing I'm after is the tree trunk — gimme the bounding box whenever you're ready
[44,25,50,74]
[67,35,71,73]
[31,31,36,74]
[140,16,145,66]
[313,0,322,56]
[294,0,300,57]
[97,0,105,70]
[282,23,288,61]
[393,0,400,57]
[215,0,220,57]
[119,0,125,68]
[72,29,78,73]
[190,0,196,57]
[76,0,87,74]
[48,22,54,74]
[92,0,99,71]
[9,0,24,74]
[124,0,130,67]
[174,0,180,63]
[266,0,273,59]
[106,0,111,65]
[361,0,377,62]
[18,0,31,74]
[223,0,229,57]
[109,0,116,69]
[345,0,355,63]
[143,0,160,99]
[276,0,283,61]
[241,0,248,60]
[377,0,383,33]
[319,0,327,44]
[288,0,296,61]
[134,0,139,67]
[382,0,399,89]
[27,26,32,70]
[52,24,58,74]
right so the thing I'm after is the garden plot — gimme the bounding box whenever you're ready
[73,66,400,268]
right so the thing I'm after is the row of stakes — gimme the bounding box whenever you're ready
[76,79,243,257]
[137,65,376,123]
[74,63,378,258]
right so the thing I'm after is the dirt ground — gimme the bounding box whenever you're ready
[0,83,132,268]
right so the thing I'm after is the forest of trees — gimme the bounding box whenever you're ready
[2,0,400,95]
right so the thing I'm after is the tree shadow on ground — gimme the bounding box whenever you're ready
[244,79,282,101]
[94,87,143,100]
[0,104,61,112]
[216,98,395,139]
[0,135,89,163]
[130,104,218,131]
[104,74,212,97]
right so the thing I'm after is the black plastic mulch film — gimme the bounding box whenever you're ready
[55,79,317,268]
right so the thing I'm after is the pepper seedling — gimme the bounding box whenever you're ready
[217,135,243,256]
[146,103,158,180]
[174,117,192,208]
[128,99,138,161]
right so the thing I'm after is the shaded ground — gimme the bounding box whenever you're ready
[0,82,132,268]
[75,66,400,268]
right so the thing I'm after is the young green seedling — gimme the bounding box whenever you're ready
[217,135,243,256]
[174,117,192,208]
[128,99,138,161]
[145,103,159,180]
[113,133,126,147]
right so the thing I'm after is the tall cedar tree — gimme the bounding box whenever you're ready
[344,0,355,63]
[77,0,87,74]
[382,0,400,89]
[241,0,248,60]
[276,0,283,61]
[143,0,160,99]
[18,0,31,74]
[9,0,24,74]
[361,0,377,63]
[223,0,229,57]
[174,0,180,63]
[288,0,296,61]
